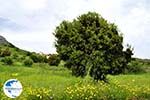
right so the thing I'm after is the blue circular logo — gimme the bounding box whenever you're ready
[3,79,23,98]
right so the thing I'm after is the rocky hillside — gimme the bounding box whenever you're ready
[0,35,9,45]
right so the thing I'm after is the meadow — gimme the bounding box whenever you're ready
[0,63,150,100]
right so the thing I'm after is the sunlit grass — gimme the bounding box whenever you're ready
[0,65,150,99]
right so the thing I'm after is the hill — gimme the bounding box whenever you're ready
[0,35,9,45]
[0,35,51,66]
[0,35,22,49]
[0,35,29,53]
[0,35,33,66]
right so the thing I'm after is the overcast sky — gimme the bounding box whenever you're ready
[0,0,150,59]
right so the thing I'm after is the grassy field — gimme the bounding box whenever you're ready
[0,64,150,100]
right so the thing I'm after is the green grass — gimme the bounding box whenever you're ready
[0,64,150,99]
[0,64,81,87]
[109,73,150,86]
[0,64,81,98]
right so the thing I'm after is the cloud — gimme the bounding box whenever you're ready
[0,0,150,58]
[0,17,26,31]
[115,1,150,58]
[19,0,48,11]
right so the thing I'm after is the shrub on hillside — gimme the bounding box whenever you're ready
[30,53,38,63]
[42,55,48,63]
[124,61,145,74]
[16,55,26,62]
[0,48,11,57]
[1,57,13,65]
[14,47,19,51]
[47,54,60,66]
[23,58,33,67]
[30,53,44,63]
[26,52,32,56]
[12,53,19,59]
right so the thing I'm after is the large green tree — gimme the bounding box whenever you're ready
[54,12,133,81]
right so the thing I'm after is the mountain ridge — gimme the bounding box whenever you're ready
[0,35,9,45]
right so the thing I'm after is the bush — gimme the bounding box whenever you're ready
[47,54,60,66]
[30,53,46,63]
[124,61,145,74]
[0,48,11,57]
[12,53,19,59]
[24,58,33,67]
[14,47,19,51]
[42,55,48,63]
[29,53,38,63]
[26,51,32,56]
[1,57,13,65]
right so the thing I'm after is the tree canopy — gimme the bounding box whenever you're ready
[54,12,133,81]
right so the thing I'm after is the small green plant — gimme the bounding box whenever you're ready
[1,57,13,65]
[23,58,33,67]
[47,54,60,66]
[26,51,32,56]
[19,55,26,61]
[12,53,19,59]
[124,61,145,74]
[0,48,11,57]
[30,53,46,63]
